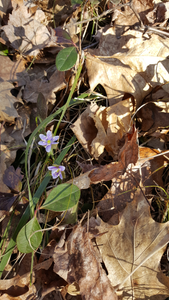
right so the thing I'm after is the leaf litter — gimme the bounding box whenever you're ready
[1,0,169,299]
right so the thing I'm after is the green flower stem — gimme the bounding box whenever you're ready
[54,60,83,136]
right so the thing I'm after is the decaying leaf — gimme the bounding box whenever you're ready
[86,27,169,106]
[97,161,152,224]
[137,100,169,134]
[53,224,118,300]
[0,56,25,83]
[69,125,138,189]
[3,166,23,193]
[23,66,66,104]
[0,81,19,123]
[0,271,36,298]
[2,1,50,56]
[71,99,133,159]
[96,189,169,299]
[0,125,16,193]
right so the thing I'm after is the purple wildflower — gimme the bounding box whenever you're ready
[48,165,65,180]
[38,130,59,153]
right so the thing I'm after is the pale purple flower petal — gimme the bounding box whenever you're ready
[38,141,47,146]
[46,130,53,139]
[46,144,51,152]
[39,133,47,141]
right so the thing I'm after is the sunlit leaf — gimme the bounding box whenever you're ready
[41,183,80,212]
[17,217,42,253]
[56,47,78,71]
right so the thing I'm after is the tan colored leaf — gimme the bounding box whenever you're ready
[71,99,133,159]
[0,81,19,123]
[139,147,169,187]
[96,189,169,299]
[0,56,25,82]
[71,102,98,155]
[114,0,154,28]
[2,1,50,56]
[86,27,169,106]
[86,53,148,107]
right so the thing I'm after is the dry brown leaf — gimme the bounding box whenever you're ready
[0,56,25,83]
[89,126,138,183]
[139,147,169,187]
[96,189,169,299]
[23,65,66,104]
[71,99,133,159]
[0,125,16,193]
[86,27,169,106]
[114,0,154,29]
[2,0,50,56]
[0,82,19,123]
[137,101,169,134]
[97,161,152,224]
[0,271,35,292]
[53,224,118,300]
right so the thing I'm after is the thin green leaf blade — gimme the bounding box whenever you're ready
[41,183,80,212]
[17,217,42,253]
[56,47,78,71]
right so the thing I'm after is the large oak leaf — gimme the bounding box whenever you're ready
[96,190,169,299]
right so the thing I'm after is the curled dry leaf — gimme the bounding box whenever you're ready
[137,101,169,134]
[53,224,118,300]
[71,99,133,159]
[69,125,138,189]
[0,271,36,298]
[89,125,138,183]
[96,189,169,300]
[139,146,169,188]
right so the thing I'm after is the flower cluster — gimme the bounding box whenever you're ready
[38,130,65,180]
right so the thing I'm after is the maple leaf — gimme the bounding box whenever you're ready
[96,189,169,299]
